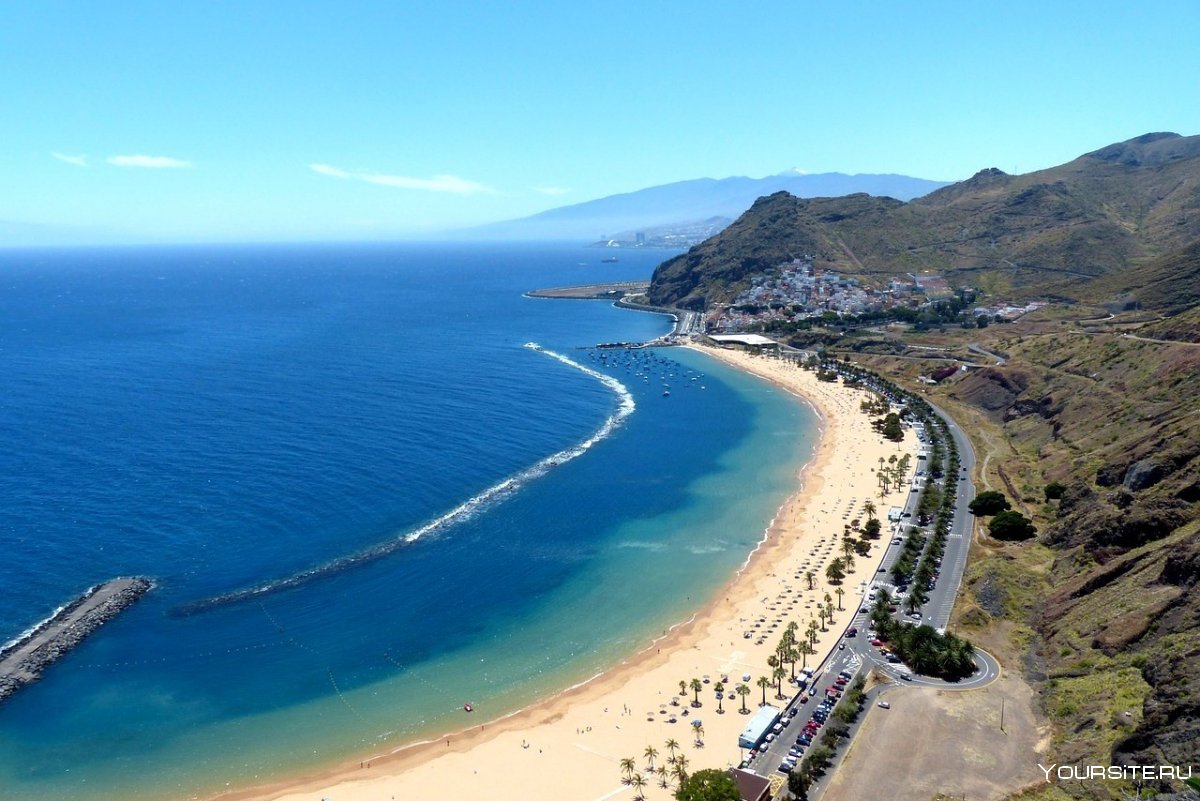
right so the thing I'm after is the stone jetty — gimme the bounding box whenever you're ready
[0,577,152,704]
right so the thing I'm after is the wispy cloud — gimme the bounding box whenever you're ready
[533,186,570,196]
[51,152,89,167]
[107,154,192,169]
[310,163,493,195]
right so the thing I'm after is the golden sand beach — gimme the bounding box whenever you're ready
[220,345,918,801]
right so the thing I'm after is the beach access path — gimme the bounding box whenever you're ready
[217,345,920,801]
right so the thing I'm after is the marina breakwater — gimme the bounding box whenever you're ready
[0,577,152,704]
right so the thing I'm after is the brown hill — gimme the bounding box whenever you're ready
[856,321,1200,790]
[949,329,1200,777]
[649,132,1200,313]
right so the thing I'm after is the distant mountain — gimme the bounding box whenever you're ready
[461,172,950,242]
[649,132,1200,312]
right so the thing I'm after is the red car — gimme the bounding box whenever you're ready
[871,638,883,647]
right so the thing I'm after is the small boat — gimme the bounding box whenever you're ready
[601,256,619,263]
[662,390,670,397]
[463,702,474,713]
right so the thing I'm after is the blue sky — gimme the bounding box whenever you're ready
[3,0,1199,245]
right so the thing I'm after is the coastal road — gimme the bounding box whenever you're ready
[748,396,989,781]
[920,399,978,631]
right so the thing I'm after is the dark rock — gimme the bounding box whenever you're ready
[1097,462,1127,487]
[1124,459,1166,492]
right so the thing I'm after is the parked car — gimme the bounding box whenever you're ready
[878,701,891,709]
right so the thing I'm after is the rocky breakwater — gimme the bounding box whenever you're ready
[0,577,153,704]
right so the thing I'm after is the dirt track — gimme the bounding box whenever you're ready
[822,669,1045,801]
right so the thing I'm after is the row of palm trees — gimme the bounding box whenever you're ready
[876,453,913,495]
[620,738,692,799]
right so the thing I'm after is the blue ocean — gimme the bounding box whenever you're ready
[0,242,816,800]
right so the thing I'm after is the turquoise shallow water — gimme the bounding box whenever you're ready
[0,242,815,800]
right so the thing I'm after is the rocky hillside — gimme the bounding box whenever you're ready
[932,327,1200,788]
[649,132,1200,313]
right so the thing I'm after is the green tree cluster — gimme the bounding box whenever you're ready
[674,768,741,801]
[968,490,1010,516]
[988,510,1037,541]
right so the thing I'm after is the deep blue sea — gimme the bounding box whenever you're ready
[0,242,815,800]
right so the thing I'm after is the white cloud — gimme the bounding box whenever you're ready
[51,152,88,167]
[533,186,570,196]
[310,163,493,195]
[107,154,192,169]
[310,163,350,179]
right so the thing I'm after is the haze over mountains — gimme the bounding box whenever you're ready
[649,132,1200,313]
[463,172,950,242]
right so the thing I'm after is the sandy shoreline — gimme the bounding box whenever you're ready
[217,346,917,801]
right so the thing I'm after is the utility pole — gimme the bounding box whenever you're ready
[1000,698,1006,733]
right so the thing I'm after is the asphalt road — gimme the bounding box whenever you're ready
[747,393,995,781]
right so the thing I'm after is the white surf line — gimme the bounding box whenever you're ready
[180,343,637,614]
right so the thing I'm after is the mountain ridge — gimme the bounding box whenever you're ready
[649,132,1200,313]
[459,171,950,241]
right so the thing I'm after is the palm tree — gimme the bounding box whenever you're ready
[826,558,845,584]
[905,592,922,615]
[736,683,750,713]
[799,640,814,669]
[773,666,787,698]
[673,754,689,784]
[826,601,835,624]
[658,773,671,790]
[643,745,658,773]
[693,723,705,746]
[805,570,816,591]
[714,681,725,714]
[664,738,680,764]
[689,677,703,707]
[807,618,820,647]
[767,653,779,674]
[678,679,687,699]
[864,500,877,521]
[757,675,771,706]
[785,645,799,679]
[835,586,844,610]
[630,772,647,801]
[619,756,636,784]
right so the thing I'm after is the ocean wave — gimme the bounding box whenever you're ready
[174,343,635,616]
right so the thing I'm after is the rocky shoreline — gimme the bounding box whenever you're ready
[0,577,153,704]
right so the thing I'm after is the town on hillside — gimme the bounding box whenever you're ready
[706,258,1044,334]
